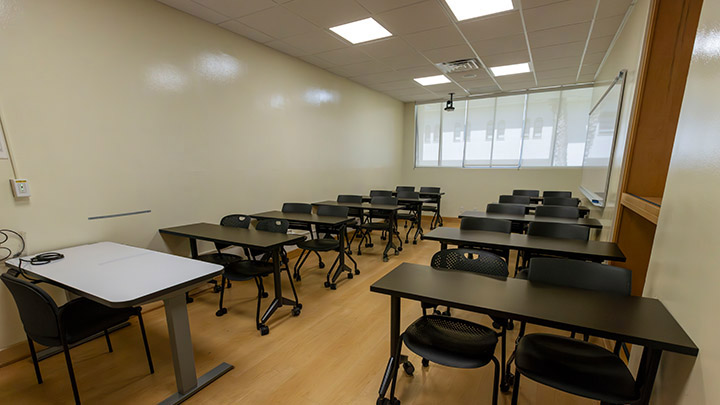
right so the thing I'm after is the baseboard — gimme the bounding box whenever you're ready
[0,340,36,368]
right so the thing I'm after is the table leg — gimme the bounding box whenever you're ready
[186,239,199,303]
[378,296,402,399]
[633,347,662,405]
[413,202,424,243]
[160,293,233,405]
[260,248,299,327]
[331,224,357,285]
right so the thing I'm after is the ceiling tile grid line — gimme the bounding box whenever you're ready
[156,0,635,102]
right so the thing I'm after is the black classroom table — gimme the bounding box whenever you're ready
[422,227,625,262]
[313,200,402,262]
[460,210,603,229]
[159,222,305,331]
[250,210,356,289]
[521,203,590,217]
[371,263,698,405]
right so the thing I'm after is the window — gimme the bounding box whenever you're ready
[415,87,593,168]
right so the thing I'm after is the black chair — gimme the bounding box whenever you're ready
[542,197,580,206]
[216,219,301,335]
[395,186,415,193]
[499,195,531,205]
[512,189,539,197]
[196,214,252,293]
[459,217,512,261]
[369,190,393,197]
[534,205,580,219]
[293,205,358,288]
[543,190,572,198]
[510,258,635,405]
[516,222,591,276]
[420,186,443,229]
[337,194,364,249]
[486,203,525,233]
[396,190,422,244]
[1,272,154,405]
[282,203,323,266]
[356,196,401,260]
[385,249,504,404]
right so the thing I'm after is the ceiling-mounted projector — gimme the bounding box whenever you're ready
[445,93,455,112]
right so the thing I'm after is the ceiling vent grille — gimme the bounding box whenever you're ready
[435,58,480,74]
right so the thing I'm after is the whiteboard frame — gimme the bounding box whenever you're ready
[580,69,627,207]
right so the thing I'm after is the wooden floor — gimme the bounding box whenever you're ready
[0,220,599,404]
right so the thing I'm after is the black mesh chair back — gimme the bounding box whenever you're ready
[1,273,62,347]
[396,190,419,199]
[499,195,531,204]
[513,189,539,197]
[431,248,508,277]
[370,190,393,197]
[282,202,312,214]
[337,194,363,204]
[419,186,440,194]
[543,191,572,198]
[396,186,415,192]
[461,217,512,234]
[215,214,252,251]
[528,258,631,295]
[256,218,290,233]
[535,206,580,219]
[371,196,397,206]
[543,197,580,207]
[487,203,525,216]
[317,205,349,217]
[527,222,589,241]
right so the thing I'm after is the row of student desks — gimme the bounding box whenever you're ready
[460,209,603,229]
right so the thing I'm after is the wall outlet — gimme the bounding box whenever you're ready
[9,179,31,198]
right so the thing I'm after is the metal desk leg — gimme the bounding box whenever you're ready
[186,239,199,303]
[378,296,402,400]
[413,202,424,243]
[260,248,299,329]
[330,224,358,286]
[382,212,400,262]
[633,347,663,405]
[160,293,233,405]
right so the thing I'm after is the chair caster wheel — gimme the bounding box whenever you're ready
[319,262,325,269]
[394,250,400,255]
[506,372,515,387]
[412,241,417,245]
[261,292,269,298]
[296,303,302,309]
[330,284,337,290]
[405,239,409,244]
[259,325,269,336]
[357,251,362,256]
[294,275,302,282]
[216,308,227,317]
[403,361,415,376]
[366,243,374,248]
[291,307,301,316]
[377,397,400,405]
[226,281,232,288]
[354,270,360,275]
[381,237,386,241]
[383,256,389,262]
[398,247,403,252]
[324,281,331,288]
[422,358,430,367]
[186,296,194,304]
[507,320,515,330]
[347,273,353,279]
[213,285,222,293]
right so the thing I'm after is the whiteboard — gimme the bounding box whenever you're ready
[580,70,626,207]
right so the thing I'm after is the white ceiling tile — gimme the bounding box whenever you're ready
[535,66,578,79]
[315,47,373,65]
[533,55,582,71]
[265,39,309,57]
[531,41,585,61]
[501,80,539,91]
[355,0,425,14]
[457,77,497,88]
[357,37,415,59]
[583,51,606,65]
[421,44,475,64]
[352,65,439,85]
[537,76,576,87]
[468,85,502,95]
[470,34,528,57]
[578,72,596,82]
[522,0,595,32]
[367,79,421,91]
[157,0,230,24]
[421,82,464,94]
[403,26,466,51]
[580,63,600,76]
[596,0,633,19]
[482,50,531,67]
[586,35,614,54]
[375,1,451,35]
[194,0,275,18]
[494,72,536,85]
[238,6,316,38]
[283,0,370,28]
[298,54,337,69]
[219,20,274,43]
[381,51,432,70]
[592,15,625,37]
[281,29,347,54]
[458,11,524,41]
[522,0,568,8]
[527,22,591,48]
[332,60,393,77]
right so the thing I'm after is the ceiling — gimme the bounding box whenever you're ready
[157,0,634,102]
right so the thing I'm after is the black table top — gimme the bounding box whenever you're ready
[313,200,401,211]
[251,210,355,226]
[371,263,698,356]
[159,222,305,249]
[422,227,625,262]
[526,203,590,213]
[361,196,432,203]
[460,210,603,229]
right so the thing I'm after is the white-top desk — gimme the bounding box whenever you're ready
[5,242,229,405]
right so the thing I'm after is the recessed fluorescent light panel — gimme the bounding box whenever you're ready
[330,18,392,44]
[444,0,514,21]
[414,75,451,86]
[490,62,531,77]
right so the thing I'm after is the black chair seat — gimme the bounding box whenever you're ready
[298,238,340,251]
[516,333,639,404]
[196,252,243,266]
[224,260,274,280]
[403,315,497,369]
[60,299,136,344]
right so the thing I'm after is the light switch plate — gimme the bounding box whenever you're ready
[9,179,30,198]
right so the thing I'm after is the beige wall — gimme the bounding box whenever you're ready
[0,0,404,349]
[400,103,584,218]
[633,1,720,402]
[580,0,651,241]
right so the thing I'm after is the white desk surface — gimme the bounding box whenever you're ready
[4,242,223,308]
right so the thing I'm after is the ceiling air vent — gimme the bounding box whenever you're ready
[435,58,480,74]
